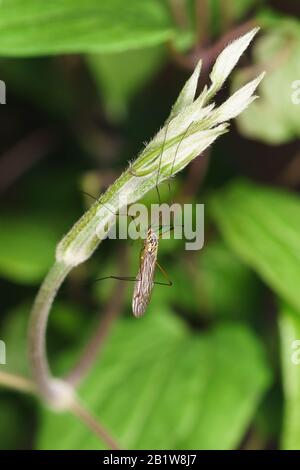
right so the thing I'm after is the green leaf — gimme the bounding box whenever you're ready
[0,58,75,117]
[149,240,262,320]
[87,46,165,121]
[1,303,30,377]
[0,214,59,284]
[230,0,262,19]
[279,303,300,449]
[233,18,300,144]
[197,240,262,320]
[209,180,300,311]
[0,395,29,449]
[0,0,174,57]
[1,301,87,377]
[37,308,270,449]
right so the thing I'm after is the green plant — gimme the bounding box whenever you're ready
[1,28,264,449]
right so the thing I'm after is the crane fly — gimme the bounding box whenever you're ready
[132,227,173,317]
[128,121,194,317]
[95,226,172,318]
[94,121,193,318]
[132,228,159,317]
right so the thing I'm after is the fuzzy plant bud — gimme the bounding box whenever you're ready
[56,27,264,268]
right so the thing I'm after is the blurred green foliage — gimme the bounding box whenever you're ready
[0,214,59,283]
[234,16,300,143]
[280,303,300,450]
[209,180,300,312]
[0,0,174,56]
[87,47,166,121]
[0,0,299,451]
[37,309,270,449]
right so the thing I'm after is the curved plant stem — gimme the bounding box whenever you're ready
[0,372,119,449]
[0,371,36,394]
[70,398,120,450]
[67,246,129,386]
[28,127,227,402]
[28,30,263,447]
[29,261,71,402]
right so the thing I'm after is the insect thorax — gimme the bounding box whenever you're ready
[145,228,159,253]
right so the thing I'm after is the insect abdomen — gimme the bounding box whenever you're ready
[132,231,158,317]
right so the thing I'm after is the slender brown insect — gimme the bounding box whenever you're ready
[95,122,192,317]
[84,196,171,319]
[95,225,173,318]
[132,228,159,317]
[129,121,193,317]
[132,227,172,317]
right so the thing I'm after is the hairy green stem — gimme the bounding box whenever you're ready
[67,246,128,386]
[28,167,168,404]
[28,29,263,419]
[29,261,71,401]
[28,162,169,403]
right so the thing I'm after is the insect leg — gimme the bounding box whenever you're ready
[95,275,137,283]
[95,275,167,287]
[129,123,171,206]
[148,223,184,239]
[81,190,140,238]
[80,190,99,202]
[167,122,194,204]
[158,224,185,239]
[155,261,173,287]
[155,122,170,205]
[129,163,154,177]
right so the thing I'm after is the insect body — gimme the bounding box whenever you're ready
[132,228,159,317]
[94,122,191,317]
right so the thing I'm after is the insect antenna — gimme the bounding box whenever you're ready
[82,190,139,230]
[151,122,193,237]
[80,190,98,202]
[155,122,170,206]
[167,122,194,205]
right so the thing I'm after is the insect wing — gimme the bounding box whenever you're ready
[132,243,158,318]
